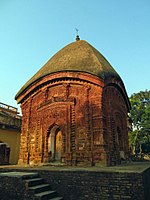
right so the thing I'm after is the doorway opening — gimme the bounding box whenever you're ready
[47,125,62,163]
[0,141,10,165]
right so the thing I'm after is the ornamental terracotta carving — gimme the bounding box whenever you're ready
[15,40,130,166]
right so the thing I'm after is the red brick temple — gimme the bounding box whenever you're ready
[15,38,130,166]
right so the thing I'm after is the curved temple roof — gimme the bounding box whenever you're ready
[16,40,121,99]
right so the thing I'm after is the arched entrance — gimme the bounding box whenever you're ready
[0,141,10,165]
[47,125,62,162]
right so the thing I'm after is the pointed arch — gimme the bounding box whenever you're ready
[46,124,62,162]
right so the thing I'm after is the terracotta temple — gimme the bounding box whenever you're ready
[15,37,130,166]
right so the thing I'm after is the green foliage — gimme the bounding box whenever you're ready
[129,90,150,154]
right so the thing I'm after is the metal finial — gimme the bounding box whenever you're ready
[75,28,80,41]
[75,28,79,35]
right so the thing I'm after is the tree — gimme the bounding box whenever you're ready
[129,90,150,155]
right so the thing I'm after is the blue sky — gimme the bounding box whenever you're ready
[0,0,150,113]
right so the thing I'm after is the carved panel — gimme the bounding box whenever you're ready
[102,85,129,165]
[18,72,129,167]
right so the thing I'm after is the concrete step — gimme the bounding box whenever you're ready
[21,172,39,180]
[34,190,57,200]
[21,172,64,200]
[25,177,44,187]
[29,183,51,193]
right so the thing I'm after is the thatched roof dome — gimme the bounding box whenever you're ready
[15,40,121,99]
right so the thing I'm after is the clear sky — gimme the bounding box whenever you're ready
[0,0,150,113]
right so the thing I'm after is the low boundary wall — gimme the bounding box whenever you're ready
[0,163,150,200]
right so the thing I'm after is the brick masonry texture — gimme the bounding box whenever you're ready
[15,40,130,167]
[38,170,145,200]
[0,175,30,200]
[17,72,130,167]
[0,165,150,200]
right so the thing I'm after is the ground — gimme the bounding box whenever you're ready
[0,161,150,173]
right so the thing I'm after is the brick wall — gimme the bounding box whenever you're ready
[1,167,150,200]
[0,175,30,200]
[18,72,129,167]
[39,170,145,200]
[143,167,150,199]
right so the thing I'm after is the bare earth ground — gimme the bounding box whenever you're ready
[0,161,150,173]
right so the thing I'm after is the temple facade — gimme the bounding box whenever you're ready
[15,39,130,166]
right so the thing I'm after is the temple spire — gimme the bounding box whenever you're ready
[75,28,80,41]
